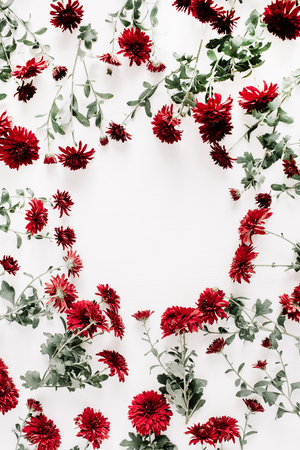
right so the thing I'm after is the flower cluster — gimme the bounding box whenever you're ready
[0,358,19,415]
[186,415,239,446]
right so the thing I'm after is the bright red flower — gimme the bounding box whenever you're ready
[54,226,76,249]
[210,143,235,169]
[52,189,74,218]
[263,0,300,40]
[243,398,265,412]
[0,358,8,376]
[118,27,152,66]
[206,337,226,354]
[104,309,125,339]
[279,284,300,321]
[160,306,203,338]
[27,398,43,413]
[98,53,122,66]
[44,153,57,164]
[210,9,239,34]
[283,154,300,178]
[63,248,83,277]
[0,372,19,415]
[238,208,272,245]
[261,337,272,348]
[11,57,48,80]
[106,122,132,142]
[253,359,267,369]
[25,199,48,236]
[146,60,166,72]
[95,284,120,313]
[0,110,13,136]
[255,193,272,209]
[173,0,192,14]
[132,310,154,321]
[229,188,241,201]
[97,350,129,382]
[52,66,68,81]
[229,244,258,284]
[190,0,221,22]
[22,414,61,450]
[151,104,182,144]
[74,407,110,449]
[50,0,84,32]
[0,126,39,169]
[0,255,20,275]
[128,390,172,436]
[66,300,109,338]
[45,273,78,312]
[99,136,109,146]
[208,416,239,443]
[186,422,218,446]
[196,288,229,324]
[57,141,95,170]
[15,81,37,102]
[239,81,279,113]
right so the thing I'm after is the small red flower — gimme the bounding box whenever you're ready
[132,310,154,321]
[0,366,19,415]
[11,57,48,80]
[98,53,122,66]
[190,0,221,23]
[104,309,125,339]
[27,398,43,413]
[118,27,152,66]
[106,122,132,142]
[99,136,109,146]
[186,422,218,446]
[263,0,300,40]
[66,300,110,338]
[243,398,265,412]
[0,255,20,275]
[283,154,300,178]
[229,188,241,201]
[57,141,95,170]
[253,359,267,369]
[44,153,57,164]
[45,273,78,312]
[25,198,48,236]
[0,126,39,170]
[206,337,226,354]
[74,407,110,449]
[261,337,272,348]
[15,81,37,102]
[146,60,166,72]
[210,143,235,169]
[239,81,279,113]
[22,414,61,450]
[207,416,239,444]
[52,189,74,218]
[229,244,258,284]
[95,284,120,313]
[0,111,13,136]
[151,105,182,144]
[279,284,300,321]
[238,208,272,245]
[210,9,239,34]
[173,0,192,14]
[255,193,272,209]
[50,0,84,32]
[196,288,229,324]
[97,350,129,382]
[160,306,203,338]
[52,65,68,80]
[128,390,173,436]
[54,226,76,249]
[63,248,83,277]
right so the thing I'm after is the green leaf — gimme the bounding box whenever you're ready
[84,81,90,98]
[1,0,15,10]
[34,27,47,35]
[144,98,152,117]
[207,49,217,61]
[0,188,9,206]
[0,280,15,304]
[51,118,65,135]
[120,432,144,450]
[254,298,272,317]
[262,391,280,406]
[291,382,300,392]
[73,110,90,127]
[20,370,41,390]
[96,92,113,99]
[23,40,35,46]
[124,0,133,9]
[16,233,22,248]
[165,361,185,378]
[226,334,235,345]
[0,93,7,100]
[236,389,254,397]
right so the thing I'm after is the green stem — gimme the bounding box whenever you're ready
[82,58,104,132]
[179,333,189,424]
[46,84,64,152]
[14,416,28,450]
[142,321,168,373]
[264,230,296,247]
[69,38,82,146]
[239,412,250,450]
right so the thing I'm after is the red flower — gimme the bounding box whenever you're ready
[128,390,172,436]
[279,285,300,321]
[255,193,272,209]
[74,407,110,449]
[106,122,132,142]
[97,350,129,382]
[15,81,37,102]
[0,110,13,136]
[104,309,125,339]
[207,416,239,443]
[206,337,226,354]
[98,53,121,66]
[238,208,272,245]
[63,248,83,277]
[239,81,279,113]
[209,143,235,169]
[196,288,229,324]
[160,306,203,338]
[27,398,43,413]
[283,154,300,178]
[11,57,48,80]
[186,422,218,446]
[132,310,154,321]
[57,141,95,170]
[253,359,267,369]
[151,105,182,144]
[0,255,20,275]
[22,414,61,450]
[50,0,84,32]
[0,370,19,415]
[263,0,300,40]
[95,284,120,313]
[243,399,265,412]
[0,126,39,170]
[52,189,74,218]
[52,66,68,80]
[192,94,233,143]
[0,358,9,376]
[261,337,272,348]
[172,0,192,14]
[25,199,48,236]
[45,273,78,313]
[44,153,57,164]
[190,0,221,23]
[99,136,109,146]
[229,188,241,201]
[54,226,76,249]
[229,244,258,283]
[146,60,166,72]
[210,9,239,34]
[118,27,152,66]
[66,300,109,338]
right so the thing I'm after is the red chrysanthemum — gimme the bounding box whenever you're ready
[239,81,279,113]
[104,309,125,339]
[52,66,68,81]
[27,398,43,413]
[0,110,13,136]
[57,141,95,170]
[282,154,300,178]
[190,0,221,22]
[23,414,61,450]
[192,94,233,143]
[132,310,154,321]
[97,350,129,382]
[186,422,218,446]
[106,122,132,142]
[99,136,109,146]
[0,255,20,275]
[54,226,76,250]
[229,188,241,201]
[44,153,57,164]
[238,208,272,245]
[160,306,203,338]
[74,407,110,449]
[50,0,84,32]
[0,358,8,376]
[128,390,173,436]
[25,198,48,236]
[146,60,166,72]
[45,273,78,313]
[207,416,239,443]
[229,244,258,284]
[206,337,226,354]
[196,288,229,325]
[0,371,19,415]
[15,81,37,102]
[151,104,182,144]
[210,143,235,169]
[261,337,272,348]
[263,0,300,40]
[66,300,109,338]
[253,359,267,369]
[255,193,272,209]
[210,9,239,34]
[279,284,300,321]
[52,189,74,218]
[118,27,152,66]
[0,126,39,170]
[63,248,83,277]
[11,57,48,80]
[173,0,192,14]
[98,53,122,66]
[243,399,265,413]
[95,284,120,313]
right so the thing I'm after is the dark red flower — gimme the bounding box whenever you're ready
[44,153,57,164]
[104,309,125,339]
[118,27,152,66]
[279,284,300,321]
[106,122,132,142]
[190,0,221,22]
[57,141,95,170]
[11,57,48,80]
[0,126,39,170]
[210,143,235,169]
[151,104,182,144]
[74,407,110,449]
[186,422,218,446]
[45,273,78,312]
[229,244,258,283]
[173,0,192,14]
[196,288,229,324]
[261,337,272,348]
[238,208,272,245]
[52,65,68,80]
[243,399,265,412]
[98,53,121,66]
[132,310,154,321]
[95,284,120,313]
[97,350,129,382]
[15,81,37,102]
[54,226,76,249]
[0,255,20,275]
[52,189,74,218]
[50,0,84,32]
[263,0,300,40]
[206,337,226,354]
[66,300,110,338]
[25,198,48,236]
[0,358,8,376]
[210,9,239,34]
[99,136,109,146]
[0,370,19,415]
[146,60,166,72]
[207,416,239,443]
[283,154,300,178]
[22,414,61,450]
[128,390,172,436]
[160,306,203,338]
[27,398,43,413]
[253,359,267,369]
[255,193,272,209]
[63,248,83,277]
[229,188,241,201]
[239,81,279,113]
[0,110,13,136]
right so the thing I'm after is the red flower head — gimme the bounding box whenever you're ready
[229,244,258,284]
[118,27,152,66]
[0,255,20,275]
[283,154,300,178]
[0,126,39,170]
[0,371,19,415]
[63,248,83,277]
[50,0,84,32]
[263,0,300,40]
[74,407,110,449]
[132,310,154,321]
[104,309,125,339]
[66,300,110,338]
[25,199,48,236]
[0,358,8,376]
[27,398,43,413]
[97,350,129,382]
[15,81,37,102]
[151,105,182,144]
[238,208,272,245]
[57,141,95,170]
[279,284,300,321]
[210,143,235,169]
[99,135,109,146]
[45,273,78,313]
[173,0,192,14]
[192,94,233,143]
[160,306,203,338]
[52,189,74,218]
[186,422,218,446]
[210,9,239,34]
[98,53,122,66]
[255,192,272,209]
[106,121,132,142]
[243,398,265,413]
[11,57,48,80]
[128,390,173,436]
[206,337,226,354]
[44,153,57,164]
[190,0,221,22]
[253,359,267,369]
[22,414,61,450]
[0,110,13,136]
[207,416,239,444]
[54,226,76,250]
[229,188,241,201]
[239,81,279,113]
[52,65,68,81]
[261,337,272,348]
[146,60,166,72]
[196,288,229,324]
[95,284,120,313]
